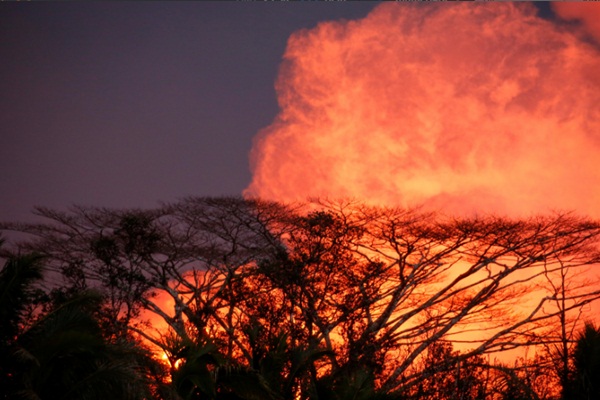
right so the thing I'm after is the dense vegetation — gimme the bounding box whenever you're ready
[2,197,600,399]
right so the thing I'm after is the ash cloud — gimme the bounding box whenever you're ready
[245,3,600,217]
[552,2,600,45]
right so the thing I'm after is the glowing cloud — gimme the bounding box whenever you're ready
[552,2,600,44]
[245,2,600,217]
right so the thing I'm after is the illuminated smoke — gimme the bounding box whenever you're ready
[552,2,600,44]
[245,2,600,217]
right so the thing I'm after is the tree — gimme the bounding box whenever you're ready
[0,248,160,399]
[3,197,600,399]
[536,254,596,398]
[398,340,488,400]
[0,246,45,397]
[563,322,600,400]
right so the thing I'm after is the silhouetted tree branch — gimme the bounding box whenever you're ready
[2,197,600,399]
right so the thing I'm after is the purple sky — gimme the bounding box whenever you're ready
[0,2,380,223]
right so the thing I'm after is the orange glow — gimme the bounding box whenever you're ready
[552,2,600,43]
[160,351,182,369]
[158,351,182,383]
[133,5,600,389]
[245,2,600,218]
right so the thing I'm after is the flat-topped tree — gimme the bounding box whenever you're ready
[2,197,600,399]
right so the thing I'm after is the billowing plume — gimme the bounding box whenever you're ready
[553,2,600,43]
[245,2,600,217]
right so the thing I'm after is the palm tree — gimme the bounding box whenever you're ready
[0,248,45,397]
[0,250,43,342]
[564,322,600,400]
[15,292,158,400]
[0,248,159,399]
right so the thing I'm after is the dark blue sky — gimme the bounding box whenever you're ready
[0,2,379,222]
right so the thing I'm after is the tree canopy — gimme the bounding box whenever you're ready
[2,197,600,399]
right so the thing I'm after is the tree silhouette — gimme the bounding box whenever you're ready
[563,322,600,400]
[0,245,44,397]
[3,197,600,399]
[0,248,160,399]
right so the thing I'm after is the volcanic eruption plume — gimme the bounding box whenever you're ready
[245,2,600,217]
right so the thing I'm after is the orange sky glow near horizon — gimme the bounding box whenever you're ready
[245,2,600,219]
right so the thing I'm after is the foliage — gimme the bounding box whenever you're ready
[563,322,600,400]
[3,197,600,399]
[0,249,161,399]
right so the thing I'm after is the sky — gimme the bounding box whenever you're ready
[0,2,378,223]
[2,2,600,225]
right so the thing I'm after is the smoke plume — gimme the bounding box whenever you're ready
[552,2,600,44]
[245,2,600,217]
